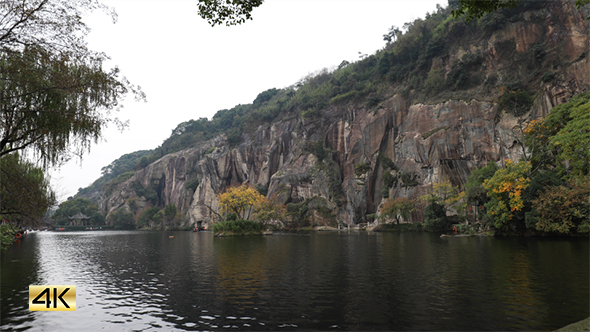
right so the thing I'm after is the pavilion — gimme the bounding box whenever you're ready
[69,212,91,226]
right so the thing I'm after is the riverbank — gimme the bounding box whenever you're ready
[556,317,590,331]
[372,223,423,232]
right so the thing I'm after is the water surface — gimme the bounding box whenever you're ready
[1,231,588,331]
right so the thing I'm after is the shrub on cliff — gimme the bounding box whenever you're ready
[501,90,533,117]
[354,162,371,176]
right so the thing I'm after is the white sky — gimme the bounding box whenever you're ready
[49,0,443,202]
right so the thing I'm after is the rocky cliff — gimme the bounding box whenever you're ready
[99,0,589,228]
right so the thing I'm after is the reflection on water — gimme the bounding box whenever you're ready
[1,231,588,331]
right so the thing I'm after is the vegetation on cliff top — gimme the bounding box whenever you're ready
[80,0,581,206]
[195,0,590,27]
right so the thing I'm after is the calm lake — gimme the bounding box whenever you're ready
[1,231,588,331]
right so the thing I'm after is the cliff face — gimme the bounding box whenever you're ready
[100,1,589,227]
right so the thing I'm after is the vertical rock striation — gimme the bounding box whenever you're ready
[99,0,589,227]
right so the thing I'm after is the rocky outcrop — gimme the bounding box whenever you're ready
[100,0,589,228]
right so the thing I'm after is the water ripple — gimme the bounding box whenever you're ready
[1,231,588,331]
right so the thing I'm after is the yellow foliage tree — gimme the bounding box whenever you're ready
[419,180,465,214]
[381,197,414,224]
[483,159,531,229]
[217,184,266,220]
[254,199,286,225]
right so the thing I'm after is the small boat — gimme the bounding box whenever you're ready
[193,226,205,232]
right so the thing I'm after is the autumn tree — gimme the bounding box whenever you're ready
[217,184,266,220]
[380,197,414,224]
[483,159,531,230]
[420,180,465,213]
[254,198,286,225]
[420,180,465,231]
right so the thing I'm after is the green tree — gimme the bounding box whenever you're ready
[464,162,499,221]
[254,199,286,225]
[197,0,264,26]
[1,153,55,249]
[452,0,520,21]
[380,197,415,224]
[383,25,401,44]
[137,206,161,227]
[420,180,466,228]
[420,180,464,211]
[51,198,101,225]
[453,0,590,21]
[531,177,590,234]
[90,212,105,225]
[501,90,533,117]
[0,0,144,166]
[164,204,178,223]
[1,223,19,251]
[423,202,451,232]
[524,92,590,177]
[547,94,590,177]
[152,210,165,226]
[0,153,56,226]
[107,207,135,229]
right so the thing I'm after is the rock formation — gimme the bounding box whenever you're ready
[98,1,589,228]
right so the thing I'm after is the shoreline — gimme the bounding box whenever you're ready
[556,317,590,331]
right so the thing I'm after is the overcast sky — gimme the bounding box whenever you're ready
[49,0,443,202]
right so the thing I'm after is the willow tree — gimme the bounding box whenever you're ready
[0,153,56,226]
[0,0,144,167]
